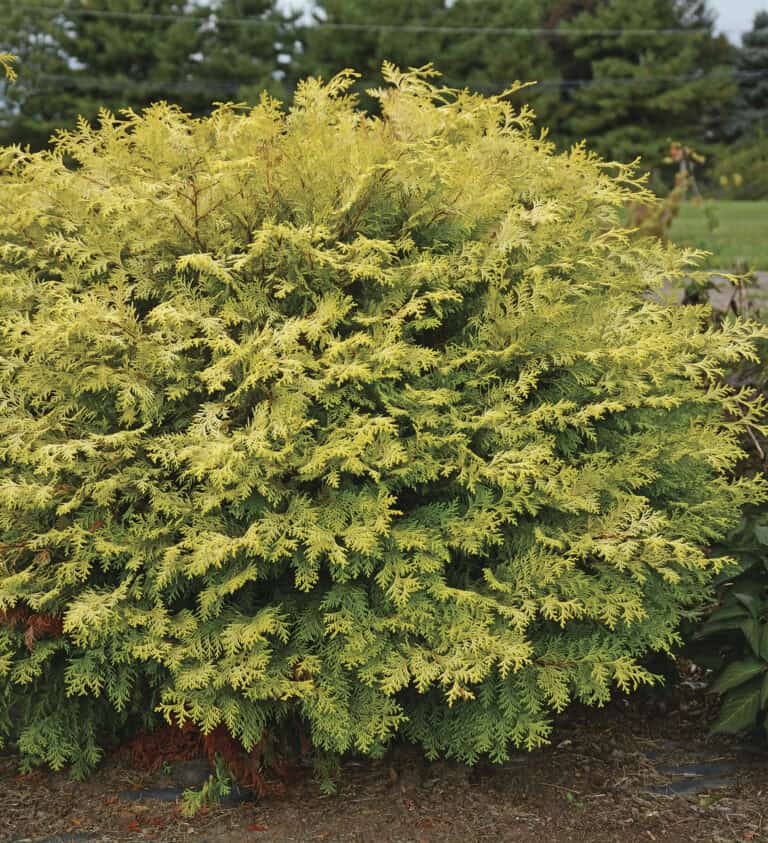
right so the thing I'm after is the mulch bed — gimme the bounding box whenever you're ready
[1,674,766,843]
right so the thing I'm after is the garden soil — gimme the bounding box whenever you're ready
[1,667,766,843]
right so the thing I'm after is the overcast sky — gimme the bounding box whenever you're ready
[711,0,766,38]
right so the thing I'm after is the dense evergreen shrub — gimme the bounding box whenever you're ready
[0,66,764,778]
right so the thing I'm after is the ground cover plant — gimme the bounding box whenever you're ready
[0,65,765,792]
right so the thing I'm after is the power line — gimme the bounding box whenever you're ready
[8,5,723,37]
[16,68,768,98]
[545,68,766,90]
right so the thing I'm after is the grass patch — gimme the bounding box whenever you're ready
[667,200,768,271]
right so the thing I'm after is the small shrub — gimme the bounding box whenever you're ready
[0,66,765,779]
[711,134,768,200]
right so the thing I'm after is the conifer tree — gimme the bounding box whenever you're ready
[0,66,764,779]
[428,0,562,125]
[0,0,291,149]
[292,0,447,110]
[562,0,734,162]
[735,11,768,134]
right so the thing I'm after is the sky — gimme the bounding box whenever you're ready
[711,0,767,38]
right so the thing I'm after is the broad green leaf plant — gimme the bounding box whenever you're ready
[697,531,768,735]
[693,321,768,737]
[0,65,765,780]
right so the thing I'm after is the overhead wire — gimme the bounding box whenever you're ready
[6,4,736,37]
[2,4,757,100]
[13,68,768,98]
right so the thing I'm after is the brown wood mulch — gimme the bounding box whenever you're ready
[1,677,766,843]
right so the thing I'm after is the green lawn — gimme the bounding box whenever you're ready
[667,200,768,271]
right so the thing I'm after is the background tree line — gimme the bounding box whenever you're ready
[0,0,767,182]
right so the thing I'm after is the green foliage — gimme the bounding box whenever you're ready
[691,316,768,737]
[711,134,768,201]
[290,0,570,125]
[729,11,768,138]
[0,66,765,780]
[295,0,737,165]
[1,0,742,167]
[415,0,563,115]
[292,0,446,111]
[695,521,768,735]
[562,0,734,163]
[180,755,233,817]
[0,0,292,149]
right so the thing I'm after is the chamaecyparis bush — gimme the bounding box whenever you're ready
[0,65,765,778]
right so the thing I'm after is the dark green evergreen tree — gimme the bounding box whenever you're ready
[0,0,291,149]
[291,0,447,110]
[735,10,768,133]
[430,0,561,124]
[561,0,734,162]
[196,0,296,106]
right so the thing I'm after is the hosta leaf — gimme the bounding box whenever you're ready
[752,524,768,546]
[732,582,765,619]
[761,672,768,710]
[741,619,763,658]
[710,659,766,695]
[697,602,750,639]
[708,603,754,623]
[711,680,762,735]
